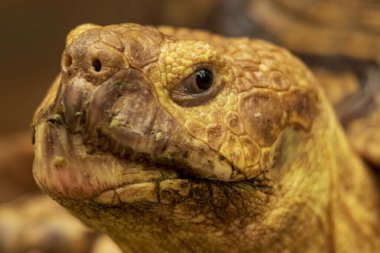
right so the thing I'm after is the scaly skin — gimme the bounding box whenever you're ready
[32,23,380,253]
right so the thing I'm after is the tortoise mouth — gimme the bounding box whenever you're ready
[33,115,238,203]
[33,121,180,201]
[33,121,272,213]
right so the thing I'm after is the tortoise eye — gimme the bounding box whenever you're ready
[183,69,214,94]
[170,66,222,107]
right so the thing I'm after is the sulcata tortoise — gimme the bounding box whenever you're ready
[28,22,380,253]
[1,20,379,252]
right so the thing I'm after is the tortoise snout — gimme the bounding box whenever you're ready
[56,29,128,131]
[60,29,126,84]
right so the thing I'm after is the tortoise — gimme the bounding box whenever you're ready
[1,20,380,252]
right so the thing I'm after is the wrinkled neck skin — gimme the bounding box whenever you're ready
[54,91,380,253]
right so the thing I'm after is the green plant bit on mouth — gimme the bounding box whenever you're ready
[53,156,65,168]
[75,112,83,117]
[154,131,163,141]
[109,119,120,128]
[49,114,63,124]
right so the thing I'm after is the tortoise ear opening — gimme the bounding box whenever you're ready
[66,23,101,46]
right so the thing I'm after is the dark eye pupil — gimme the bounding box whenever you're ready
[195,69,213,90]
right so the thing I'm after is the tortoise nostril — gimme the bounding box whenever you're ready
[92,58,102,72]
[62,54,73,69]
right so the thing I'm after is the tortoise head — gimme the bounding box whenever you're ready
[33,24,326,252]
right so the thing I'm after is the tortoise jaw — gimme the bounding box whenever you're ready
[32,116,234,202]
[33,121,180,201]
